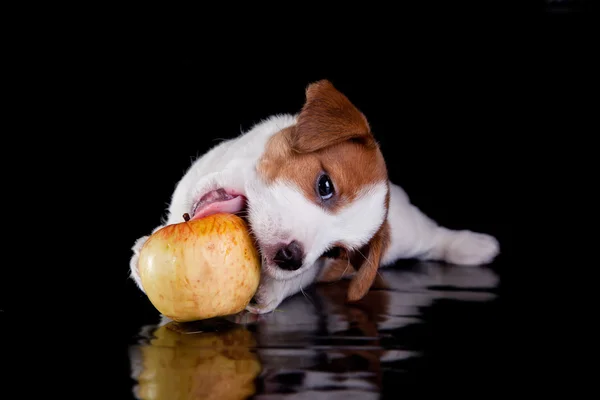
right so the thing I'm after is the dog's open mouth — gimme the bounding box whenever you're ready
[190,188,247,220]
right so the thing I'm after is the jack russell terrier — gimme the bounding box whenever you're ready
[129,79,500,314]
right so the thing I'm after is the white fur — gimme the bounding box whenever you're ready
[129,113,500,314]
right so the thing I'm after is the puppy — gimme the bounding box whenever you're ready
[129,80,499,314]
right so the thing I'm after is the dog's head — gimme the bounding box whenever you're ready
[246,80,390,301]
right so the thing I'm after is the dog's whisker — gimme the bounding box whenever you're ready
[355,248,374,269]
[280,191,293,207]
[354,247,384,280]
[338,258,352,282]
[299,284,314,307]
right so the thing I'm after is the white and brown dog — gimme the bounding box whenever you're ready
[129,80,499,314]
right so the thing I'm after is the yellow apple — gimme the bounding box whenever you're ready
[138,213,261,322]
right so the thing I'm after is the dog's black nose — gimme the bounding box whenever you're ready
[273,241,304,270]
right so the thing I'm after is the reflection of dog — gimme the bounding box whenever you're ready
[251,263,498,400]
[130,263,499,398]
[129,79,500,314]
[248,262,499,398]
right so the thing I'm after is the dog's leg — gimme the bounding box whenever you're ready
[382,183,499,266]
[245,275,287,314]
[246,261,324,314]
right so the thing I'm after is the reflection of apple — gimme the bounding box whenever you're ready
[134,322,262,400]
[138,213,261,322]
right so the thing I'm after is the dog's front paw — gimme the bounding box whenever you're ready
[245,291,284,314]
[444,230,500,265]
[245,301,280,315]
[130,235,150,291]
[245,278,285,314]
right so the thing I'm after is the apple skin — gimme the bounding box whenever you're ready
[138,213,261,322]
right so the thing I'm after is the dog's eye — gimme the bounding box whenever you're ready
[317,174,334,200]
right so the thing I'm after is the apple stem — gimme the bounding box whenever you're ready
[183,213,191,222]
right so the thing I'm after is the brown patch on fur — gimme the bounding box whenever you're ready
[347,220,391,302]
[290,80,374,153]
[257,80,388,213]
[318,218,391,301]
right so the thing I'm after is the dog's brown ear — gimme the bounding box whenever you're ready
[290,80,375,153]
[347,221,390,302]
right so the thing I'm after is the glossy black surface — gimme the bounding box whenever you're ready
[126,260,507,399]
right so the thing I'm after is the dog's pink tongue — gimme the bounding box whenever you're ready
[191,189,246,220]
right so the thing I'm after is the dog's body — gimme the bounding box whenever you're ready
[130,80,499,314]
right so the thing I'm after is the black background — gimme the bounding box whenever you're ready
[5,3,594,397]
